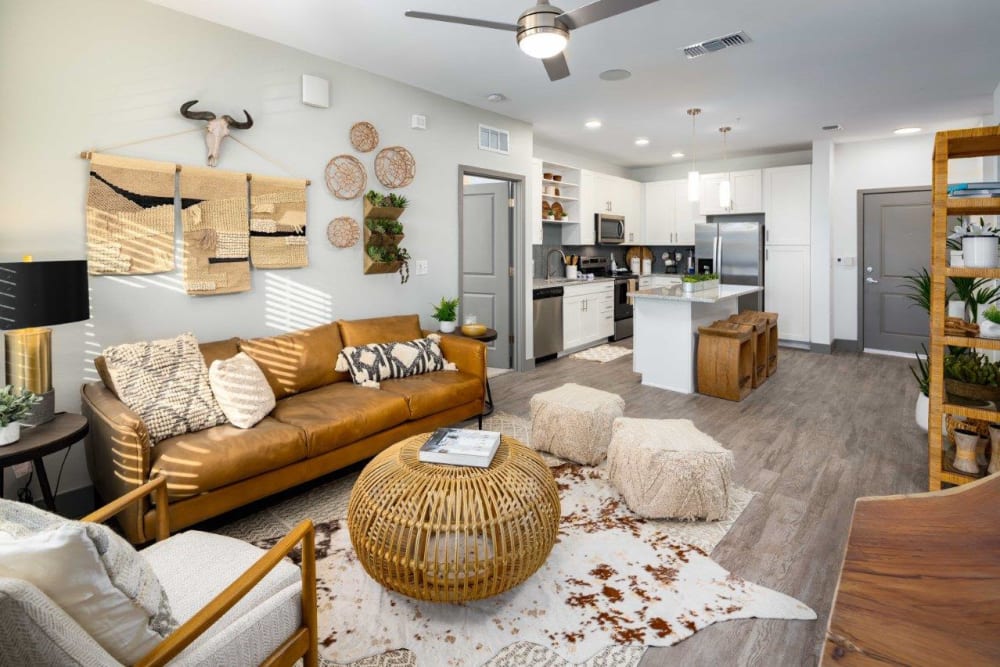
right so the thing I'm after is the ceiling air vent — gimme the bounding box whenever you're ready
[479,124,510,155]
[682,30,751,59]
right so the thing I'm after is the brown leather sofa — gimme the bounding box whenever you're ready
[82,315,486,544]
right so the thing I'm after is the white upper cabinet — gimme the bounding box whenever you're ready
[583,171,643,243]
[673,182,702,244]
[762,164,811,246]
[699,170,763,216]
[641,179,704,245]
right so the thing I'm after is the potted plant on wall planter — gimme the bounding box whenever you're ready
[431,297,460,333]
[0,385,41,446]
[950,217,999,268]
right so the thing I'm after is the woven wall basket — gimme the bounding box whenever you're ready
[347,434,560,602]
[325,155,367,200]
[350,121,379,153]
[327,216,360,248]
[374,146,415,189]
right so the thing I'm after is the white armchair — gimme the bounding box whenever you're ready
[0,477,318,666]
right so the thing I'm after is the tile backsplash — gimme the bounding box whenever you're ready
[532,242,695,279]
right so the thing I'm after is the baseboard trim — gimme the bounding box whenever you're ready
[833,339,860,353]
[810,343,832,354]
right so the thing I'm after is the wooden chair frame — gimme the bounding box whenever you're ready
[82,477,319,667]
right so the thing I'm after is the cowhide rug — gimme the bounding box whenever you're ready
[255,461,815,666]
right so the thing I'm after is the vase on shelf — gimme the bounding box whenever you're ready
[0,422,20,447]
[961,236,999,269]
[952,428,981,474]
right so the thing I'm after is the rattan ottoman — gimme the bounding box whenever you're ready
[347,433,561,602]
[529,383,625,465]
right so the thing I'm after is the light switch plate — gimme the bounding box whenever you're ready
[415,259,429,275]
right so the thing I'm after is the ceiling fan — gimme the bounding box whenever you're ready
[404,0,660,81]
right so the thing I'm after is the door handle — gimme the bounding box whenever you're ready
[865,277,879,284]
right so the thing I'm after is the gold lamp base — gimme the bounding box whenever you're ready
[4,328,55,425]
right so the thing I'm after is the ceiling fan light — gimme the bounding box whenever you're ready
[517,27,568,59]
[688,171,700,202]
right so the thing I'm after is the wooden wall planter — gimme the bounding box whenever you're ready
[362,198,406,276]
[363,199,405,220]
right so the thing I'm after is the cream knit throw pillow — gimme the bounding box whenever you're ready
[208,352,276,429]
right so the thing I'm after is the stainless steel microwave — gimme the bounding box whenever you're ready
[596,213,626,244]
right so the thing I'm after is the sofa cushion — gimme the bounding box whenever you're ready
[208,352,276,429]
[150,417,307,499]
[270,383,410,457]
[379,371,484,420]
[335,335,456,389]
[337,314,423,347]
[239,323,348,400]
[102,333,227,443]
[95,337,240,399]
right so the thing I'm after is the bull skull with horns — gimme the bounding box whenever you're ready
[180,100,254,167]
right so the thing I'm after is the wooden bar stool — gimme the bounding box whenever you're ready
[697,321,754,401]
[759,312,779,376]
[728,312,768,388]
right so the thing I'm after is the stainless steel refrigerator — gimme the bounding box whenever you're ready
[694,221,764,312]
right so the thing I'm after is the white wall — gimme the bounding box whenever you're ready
[0,0,533,500]
[533,140,630,178]
[831,134,982,341]
[810,140,834,346]
[628,149,812,182]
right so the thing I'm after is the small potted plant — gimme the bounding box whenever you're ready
[680,272,720,292]
[950,217,999,268]
[431,297,460,333]
[0,385,41,446]
[982,304,1000,339]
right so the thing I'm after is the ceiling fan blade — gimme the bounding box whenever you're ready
[543,53,571,81]
[404,11,518,32]
[557,0,660,30]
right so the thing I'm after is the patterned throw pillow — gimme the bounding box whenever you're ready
[335,334,457,389]
[208,352,276,429]
[0,498,178,664]
[103,332,226,443]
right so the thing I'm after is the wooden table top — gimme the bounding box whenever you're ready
[449,326,498,343]
[0,413,89,466]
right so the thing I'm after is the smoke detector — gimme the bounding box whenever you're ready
[682,31,752,59]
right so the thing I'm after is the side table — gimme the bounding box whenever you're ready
[444,327,498,417]
[0,412,89,512]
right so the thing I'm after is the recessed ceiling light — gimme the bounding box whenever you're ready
[599,69,632,81]
[635,137,650,146]
[671,151,685,158]
[486,93,507,103]
[585,119,602,129]
[822,124,843,131]
[894,127,922,135]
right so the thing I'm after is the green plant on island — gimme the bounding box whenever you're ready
[0,385,41,427]
[431,297,460,323]
[681,273,719,283]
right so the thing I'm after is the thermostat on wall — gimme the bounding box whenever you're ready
[411,114,427,130]
[301,74,330,108]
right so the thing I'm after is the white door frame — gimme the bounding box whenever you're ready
[458,166,527,372]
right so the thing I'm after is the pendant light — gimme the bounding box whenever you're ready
[686,108,701,202]
[718,126,732,210]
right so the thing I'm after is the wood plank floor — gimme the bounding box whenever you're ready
[490,343,925,666]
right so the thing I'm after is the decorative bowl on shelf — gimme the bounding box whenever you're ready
[552,174,562,182]
[543,172,553,180]
[461,323,488,337]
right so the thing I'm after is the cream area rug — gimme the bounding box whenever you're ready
[220,412,815,666]
[570,345,633,363]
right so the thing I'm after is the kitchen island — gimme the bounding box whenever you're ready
[629,284,764,394]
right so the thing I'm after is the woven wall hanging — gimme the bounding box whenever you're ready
[85,154,176,275]
[374,146,415,189]
[180,166,251,296]
[327,216,360,248]
[249,175,309,269]
[350,122,379,153]
[325,154,367,200]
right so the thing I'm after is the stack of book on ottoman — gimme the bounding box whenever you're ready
[419,429,501,467]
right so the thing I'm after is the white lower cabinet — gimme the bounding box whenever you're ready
[563,282,614,350]
[764,245,810,342]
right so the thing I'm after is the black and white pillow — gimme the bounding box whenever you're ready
[335,334,457,388]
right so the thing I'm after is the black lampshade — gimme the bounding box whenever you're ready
[0,260,90,330]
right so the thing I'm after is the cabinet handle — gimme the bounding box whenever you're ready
[765,248,769,261]
[766,229,770,243]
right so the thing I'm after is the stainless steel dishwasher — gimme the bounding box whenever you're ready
[533,285,563,360]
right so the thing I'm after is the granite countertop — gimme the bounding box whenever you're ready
[628,284,763,304]
[532,276,616,290]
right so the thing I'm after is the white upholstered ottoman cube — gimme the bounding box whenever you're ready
[607,418,734,521]
[529,383,625,465]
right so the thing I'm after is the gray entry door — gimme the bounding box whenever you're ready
[862,189,930,354]
[462,182,511,368]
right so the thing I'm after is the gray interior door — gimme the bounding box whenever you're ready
[862,189,930,354]
[462,182,511,368]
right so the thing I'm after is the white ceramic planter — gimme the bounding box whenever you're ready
[950,250,965,267]
[439,320,456,333]
[0,422,20,446]
[981,320,1000,339]
[915,393,928,432]
[682,279,719,293]
[948,300,967,319]
[962,236,998,268]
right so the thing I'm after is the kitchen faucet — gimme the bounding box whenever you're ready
[545,248,566,281]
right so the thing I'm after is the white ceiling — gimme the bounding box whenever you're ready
[148,0,1000,168]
